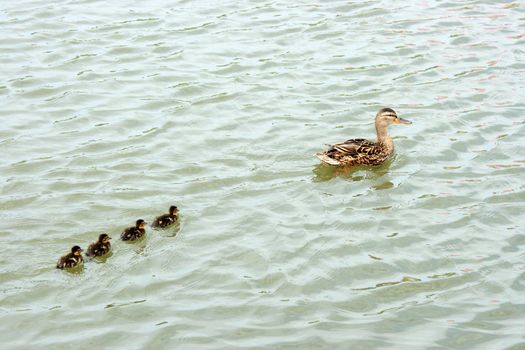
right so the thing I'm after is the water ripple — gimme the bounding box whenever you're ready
[1,1,524,349]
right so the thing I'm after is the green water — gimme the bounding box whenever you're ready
[1,1,524,349]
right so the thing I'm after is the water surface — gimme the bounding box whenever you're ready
[1,1,525,349]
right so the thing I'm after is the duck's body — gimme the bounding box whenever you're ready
[316,108,411,167]
[56,246,84,269]
[86,234,112,257]
[152,205,179,228]
[121,219,146,241]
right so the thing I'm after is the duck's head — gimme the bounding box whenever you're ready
[169,205,179,215]
[98,233,112,244]
[71,245,83,256]
[375,108,411,126]
[135,219,146,229]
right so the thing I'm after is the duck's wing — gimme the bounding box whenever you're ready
[121,227,133,240]
[329,139,374,155]
[316,138,382,166]
[65,256,81,267]
[152,214,169,228]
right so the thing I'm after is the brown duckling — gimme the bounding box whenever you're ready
[152,205,179,228]
[86,233,112,257]
[121,219,146,241]
[56,245,84,269]
[316,107,411,166]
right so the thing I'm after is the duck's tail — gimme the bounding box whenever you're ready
[315,152,341,166]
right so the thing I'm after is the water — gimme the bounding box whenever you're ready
[1,1,524,349]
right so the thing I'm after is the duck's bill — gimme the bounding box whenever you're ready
[396,118,412,125]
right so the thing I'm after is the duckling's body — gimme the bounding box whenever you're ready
[56,246,84,269]
[121,219,146,241]
[316,108,411,166]
[86,233,112,257]
[152,205,179,228]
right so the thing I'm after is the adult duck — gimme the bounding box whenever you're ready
[316,108,411,166]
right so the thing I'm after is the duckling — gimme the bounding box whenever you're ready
[316,107,411,166]
[86,233,112,257]
[56,245,84,269]
[152,205,179,228]
[121,219,146,241]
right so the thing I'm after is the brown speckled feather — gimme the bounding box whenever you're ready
[316,108,410,167]
[317,139,392,166]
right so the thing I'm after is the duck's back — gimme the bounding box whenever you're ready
[56,253,83,269]
[152,214,177,228]
[328,139,375,156]
[121,227,144,241]
[318,138,391,166]
[86,241,111,257]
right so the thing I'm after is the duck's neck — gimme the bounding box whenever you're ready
[375,123,393,150]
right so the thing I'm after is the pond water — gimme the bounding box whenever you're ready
[1,1,524,349]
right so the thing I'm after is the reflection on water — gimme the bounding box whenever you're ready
[152,221,181,238]
[371,180,394,191]
[89,251,114,264]
[60,264,85,275]
[311,158,393,183]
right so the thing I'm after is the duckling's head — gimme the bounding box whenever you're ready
[98,233,111,243]
[71,245,83,256]
[136,219,146,229]
[169,205,179,215]
[375,108,411,126]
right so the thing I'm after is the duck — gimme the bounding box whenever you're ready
[121,219,146,241]
[56,245,84,269]
[315,107,411,166]
[86,233,112,257]
[152,205,179,228]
